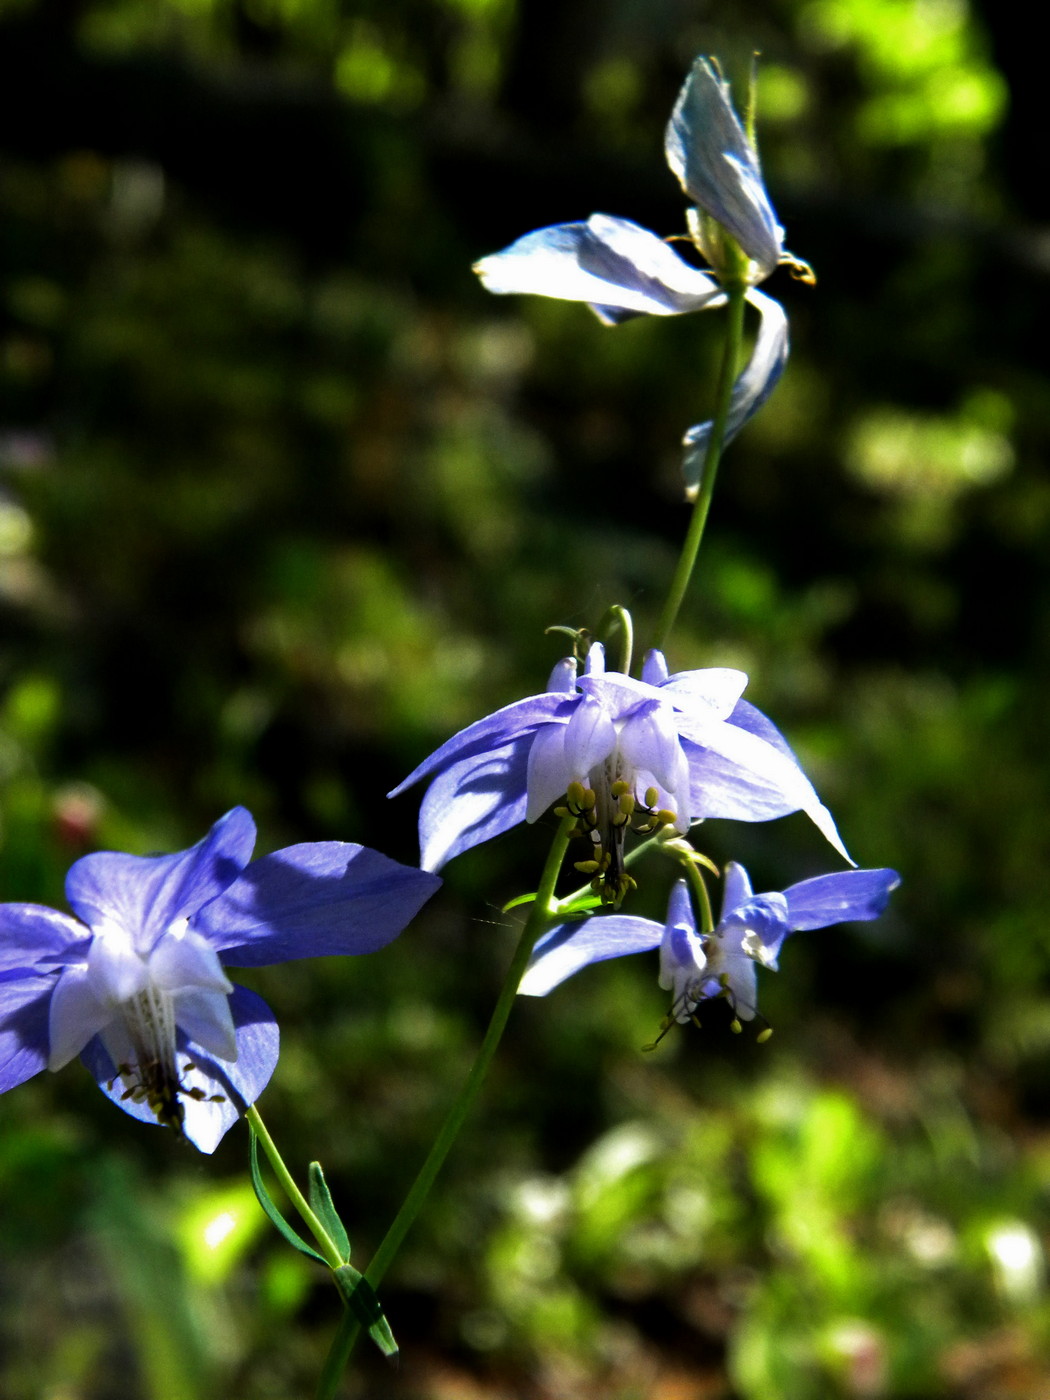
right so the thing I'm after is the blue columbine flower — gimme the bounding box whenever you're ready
[0,808,440,1152]
[472,57,793,498]
[390,646,849,892]
[519,865,900,1022]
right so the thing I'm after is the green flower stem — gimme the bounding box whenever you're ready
[245,1104,344,1270]
[599,603,634,677]
[315,812,578,1400]
[682,858,715,934]
[649,284,748,657]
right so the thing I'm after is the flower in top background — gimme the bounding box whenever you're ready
[0,808,440,1152]
[390,645,849,886]
[473,56,794,498]
[519,864,900,1022]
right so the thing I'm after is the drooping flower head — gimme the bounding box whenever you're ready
[390,645,849,899]
[519,864,900,1026]
[472,57,798,497]
[665,56,784,284]
[0,808,440,1151]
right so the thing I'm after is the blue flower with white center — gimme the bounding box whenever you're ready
[472,57,795,498]
[0,808,440,1152]
[390,646,849,894]
[519,865,900,1023]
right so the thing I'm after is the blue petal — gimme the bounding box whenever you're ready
[474,214,725,319]
[388,692,570,799]
[82,984,279,1153]
[720,861,753,913]
[677,719,850,861]
[416,733,533,871]
[519,914,663,997]
[719,892,790,953]
[723,698,798,760]
[65,808,257,952]
[658,880,705,1008]
[641,649,669,685]
[547,657,578,693]
[198,844,441,965]
[0,968,55,1094]
[682,290,788,499]
[665,878,696,932]
[664,57,783,276]
[0,903,87,972]
[784,868,900,932]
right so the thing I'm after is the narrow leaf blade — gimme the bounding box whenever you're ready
[308,1161,351,1263]
[333,1265,399,1359]
[249,1127,326,1265]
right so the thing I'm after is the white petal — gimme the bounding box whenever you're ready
[85,919,148,1003]
[48,964,113,1071]
[475,215,724,318]
[525,722,571,822]
[149,927,232,996]
[562,695,618,781]
[173,987,238,1060]
[659,667,749,720]
[682,291,789,501]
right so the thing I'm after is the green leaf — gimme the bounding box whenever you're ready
[333,1265,399,1359]
[556,895,604,915]
[502,891,538,913]
[308,1162,350,1263]
[249,1127,326,1265]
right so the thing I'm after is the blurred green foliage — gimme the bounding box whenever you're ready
[1,0,1049,1395]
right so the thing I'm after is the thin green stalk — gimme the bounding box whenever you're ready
[649,285,748,657]
[682,858,715,933]
[599,603,634,677]
[246,1104,344,1269]
[315,812,577,1400]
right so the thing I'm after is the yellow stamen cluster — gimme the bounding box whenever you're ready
[643,969,774,1049]
[109,1058,226,1136]
[554,779,678,905]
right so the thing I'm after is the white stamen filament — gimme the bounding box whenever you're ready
[123,981,179,1078]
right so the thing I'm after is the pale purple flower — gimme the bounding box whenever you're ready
[0,808,440,1152]
[390,646,849,891]
[472,58,792,497]
[519,865,900,1021]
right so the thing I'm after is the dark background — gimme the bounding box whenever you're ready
[1,1,1048,1396]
